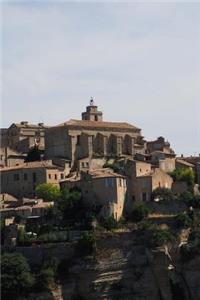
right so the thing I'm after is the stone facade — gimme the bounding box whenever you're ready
[125,159,173,206]
[0,161,70,198]
[146,136,174,154]
[45,103,146,165]
[60,168,127,220]
[0,147,25,167]
[0,122,47,153]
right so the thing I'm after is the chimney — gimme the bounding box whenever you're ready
[21,121,28,125]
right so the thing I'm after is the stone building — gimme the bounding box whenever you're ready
[0,161,70,198]
[0,147,25,167]
[125,159,173,205]
[146,136,174,155]
[45,101,146,166]
[60,168,127,220]
[0,122,47,153]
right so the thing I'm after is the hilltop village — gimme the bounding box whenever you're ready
[1,100,200,300]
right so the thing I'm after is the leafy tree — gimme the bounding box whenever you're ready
[171,168,195,187]
[36,183,61,202]
[76,232,95,256]
[176,212,193,228]
[152,187,176,201]
[25,145,41,162]
[1,253,34,299]
[131,204,150,223]
[103,216,118,230]
[57,188,83,223]
[180,192,200,208]
[152,229,175,246]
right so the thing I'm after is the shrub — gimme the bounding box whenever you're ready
[171,168,195,187]
[152,187,175,201]
[76,232,95,256]
[131,204,150,223]
[103,216,118,230]
[152,229,175,246]
[1,253,34,299]
[180,230,200,261]
[36,267,55,290]
[176,213,193,228]
[179,192,200,208]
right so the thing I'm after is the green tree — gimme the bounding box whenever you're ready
[25,145,41,162]
[131,204,150,223]
[36,183,61,202]
[103,216,118,231]
[1,253,35,299]
[152,187,176,201]
[152,229,175,246]
[76,232,95,256]
[176,212,193,228]
[171,168,195,187]
[57,187,82,223]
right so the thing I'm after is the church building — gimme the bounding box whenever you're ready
[45,99,146,165]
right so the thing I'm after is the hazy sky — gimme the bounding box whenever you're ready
[1,1,200,156]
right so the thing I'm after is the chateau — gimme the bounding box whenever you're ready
[45,99,146,164]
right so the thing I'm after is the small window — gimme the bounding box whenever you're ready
[95,115,98,121]
[60,173,64,180]
[14,174,20,181]
[81,162,85,168]
[32,173,36,183]
[55,174,57,180]
[86,162,89,168]
[24,173,28,181]
[77,135,81,146]
[142,192,147,202]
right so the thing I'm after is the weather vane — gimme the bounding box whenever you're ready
[90,97,95,106]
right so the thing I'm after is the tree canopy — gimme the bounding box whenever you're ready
[25,145,41,162]
[171,167,195,187]
[36,183,61,202]
[1,253,34,299]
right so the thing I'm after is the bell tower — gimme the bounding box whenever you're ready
[82,97,103,121]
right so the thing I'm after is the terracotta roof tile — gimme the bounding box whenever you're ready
[56,119,140,131]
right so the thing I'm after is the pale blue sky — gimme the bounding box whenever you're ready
[1,1,200,156]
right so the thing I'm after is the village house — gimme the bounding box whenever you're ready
[0,161,70,198]
[0,199,53,219]
[125,159,173,205]
[146,136,175,155]
[45,100,146,167]
[0,121,48,153]
[0,147,26,167]
[60,168,127,221]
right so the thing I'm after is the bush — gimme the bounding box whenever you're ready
[176,213,193,228]
[36,267,55,290]
[103,216,118,230]
[152,187,176,201]
[180,230,200,261]
[152,229,175,246]
[131,204,150,223]
[76,232,95,256]
[1,253,35,299]
[171,168,195,187]
[180,192,200,208]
